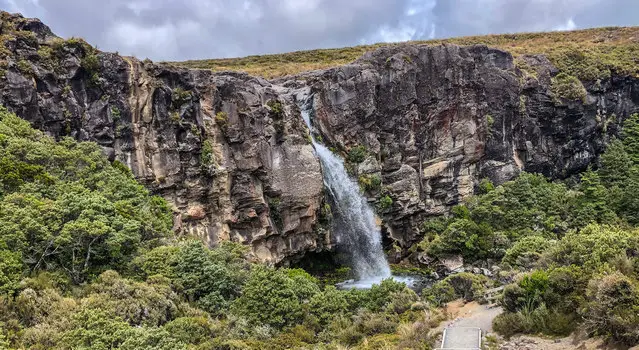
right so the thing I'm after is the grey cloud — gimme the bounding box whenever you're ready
[430,0,600,38]
[1,0,636,61]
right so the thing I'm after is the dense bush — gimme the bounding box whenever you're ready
[502,235,554,269]
[82,270,180,327]
[308,286,349,325]
[0,108,441,349]
[540,224,639,270]
[347,145,367,163]
[425,273,491,305]
[419,173,576,262]
[359,174,382,192]
[421,116,639,345]
[0,108,172,287]
[3,94,639,347]
[550,72,587,102]
[493,304,575,338]
[495,224,639,343]
[231,266,308,329]
[582,273,639,344]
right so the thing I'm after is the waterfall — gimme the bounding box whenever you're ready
[301,107,393,287]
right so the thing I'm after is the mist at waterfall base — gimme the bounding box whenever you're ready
[301,108,413,289]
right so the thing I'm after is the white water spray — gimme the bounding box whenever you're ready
[301,106,398,288]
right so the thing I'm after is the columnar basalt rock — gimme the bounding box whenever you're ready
[1,13,638,263]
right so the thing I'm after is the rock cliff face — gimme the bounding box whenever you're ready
[1,13,638,263]
[0,13,327,263]
[301,44,639,253]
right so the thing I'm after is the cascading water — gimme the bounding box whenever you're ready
[300,102,409,289]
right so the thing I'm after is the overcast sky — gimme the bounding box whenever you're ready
[2,0,638,61]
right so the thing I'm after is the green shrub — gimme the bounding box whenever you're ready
[378,195,393,211]
[551,72,587,102]
[0,250,22,295]
[172,88,191,109]
[426,273,490,305]
[173,241,248,315]
[599,139,632,187]
[163,317,219,345]
[359,174,382,192]
[347,145,367,163]
[16,59,33,75]
[427,280,456,306]
[541,224,639,270]
[82,270,179,327]
[419,172,574,262]
[547,46,612,81]
[572,170,618,225]
[119,327,187,350]
[493,312,528,338]
[353,309,398,336]
[485,114,494,128]
[51,37,93,55]
[170,111,181,123]
[621,113,639,163]
[14,30,37,47]
[322,315,363,346]
[519,270,550,307]
[60,308,135,349]
[231,266,317,329]
[267,100,283,116]
[531,304,576,336]
[285,268,320,301]
[502,235,553,268]
[215,111,228,129]
[81,52,99,75]
[110,106,121,121]
[200,139,214,167]
[355,279,408,312]
[494,305,578,339]
[384,288,420,314]
[582,272,639,345]
[501,284,528,313]
[478,178,495,194]
[0,108,172,284]
[308,286,349,326]
[132,245,179,279]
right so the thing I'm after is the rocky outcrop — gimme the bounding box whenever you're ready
[1,12,638,263]
[0,12,327,263]
[297,44,639,254]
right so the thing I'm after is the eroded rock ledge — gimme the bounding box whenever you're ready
[1,13,638,263]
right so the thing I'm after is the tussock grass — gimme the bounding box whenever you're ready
[171,27,639,80]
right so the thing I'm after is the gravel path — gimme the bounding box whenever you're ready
[441,327,482,349]
[440,301,503,332]
[437,301,503,349]
[449,304,503,332]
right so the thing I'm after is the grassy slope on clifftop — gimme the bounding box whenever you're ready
[173,26,639,79]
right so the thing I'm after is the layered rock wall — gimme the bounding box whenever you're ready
[1,13,638,262]
[302,44,639,251]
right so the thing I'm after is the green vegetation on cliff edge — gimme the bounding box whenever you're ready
[173,26,639,80]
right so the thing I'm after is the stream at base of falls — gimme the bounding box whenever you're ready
[336,275,417,290]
